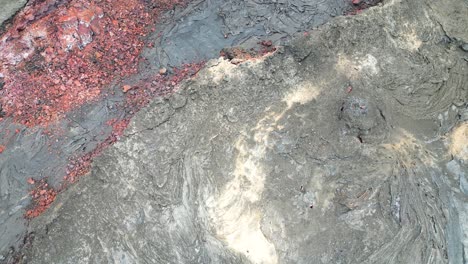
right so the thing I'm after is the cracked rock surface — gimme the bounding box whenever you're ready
[0,0,358,260]
[7,0,468,263]
[0,0,356,256]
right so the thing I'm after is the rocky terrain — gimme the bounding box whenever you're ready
[0,0,360,259]
[0,0,467,263]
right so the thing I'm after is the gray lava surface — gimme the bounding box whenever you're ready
[0,0,26,26]
[0,0,357,258]
[2,0,468,263]
[142,0,349,71]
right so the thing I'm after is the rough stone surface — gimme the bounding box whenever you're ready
[0,0,357,256]
[142,0,351,71]
[2,0,468,263]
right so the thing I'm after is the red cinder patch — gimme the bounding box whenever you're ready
[106,118,130,138]
[25,179,57,219]
[0,0,189,126]
[122,85,134,93]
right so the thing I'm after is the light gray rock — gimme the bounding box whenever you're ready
[0,0,26,26]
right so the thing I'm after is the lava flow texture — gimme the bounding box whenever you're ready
[0,0,211,219]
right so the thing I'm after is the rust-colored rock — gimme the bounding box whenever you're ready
[0,0,190,126]
[24,179,57,219]
[122,85,133,93]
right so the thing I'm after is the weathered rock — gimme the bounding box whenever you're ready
[339,96,386,143]
[14,0,468,263]
[0,0,359,256]
[461,43,468,52]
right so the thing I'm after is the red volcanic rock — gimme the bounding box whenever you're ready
[0,0,190,126]
[0,0,205,220]
[122,85,133,93]
[25,179,57,219]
